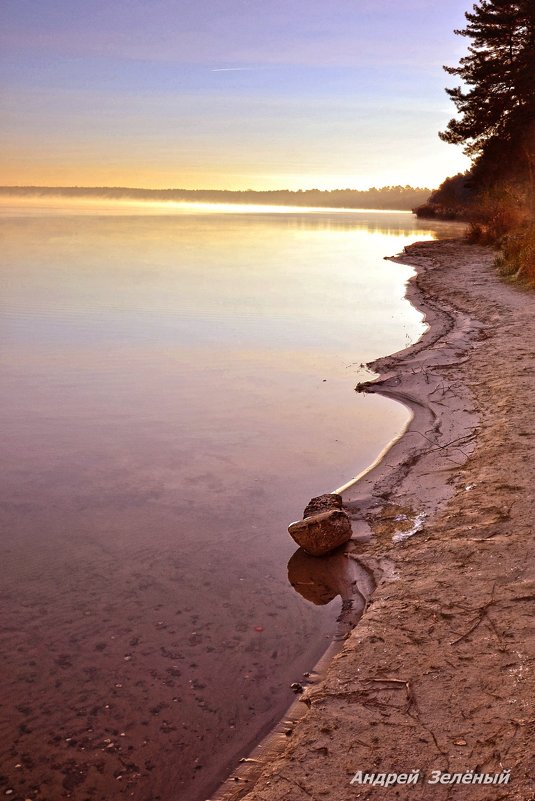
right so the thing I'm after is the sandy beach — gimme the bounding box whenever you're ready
[215,238,535,800]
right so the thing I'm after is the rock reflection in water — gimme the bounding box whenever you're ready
[287,547,375,640]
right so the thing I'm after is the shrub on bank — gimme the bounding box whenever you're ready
[414,173,474,220]
[496,224,535,287]
[414,202,468,220]
[461,183,535,288]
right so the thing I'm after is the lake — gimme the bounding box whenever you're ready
[0,201,461,801]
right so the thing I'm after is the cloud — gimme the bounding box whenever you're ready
[210,67,258,72]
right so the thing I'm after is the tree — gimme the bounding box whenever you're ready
[440,0,535,184]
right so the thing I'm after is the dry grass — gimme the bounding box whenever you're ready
[462,184,535,287]
[496,223,535,287]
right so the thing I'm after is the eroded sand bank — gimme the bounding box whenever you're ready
[216,239,535,800]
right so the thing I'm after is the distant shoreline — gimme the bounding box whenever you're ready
[0,184,431,212]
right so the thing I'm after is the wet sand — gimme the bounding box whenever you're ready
[217,239,535,800]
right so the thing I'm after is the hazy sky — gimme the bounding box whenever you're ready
[0,0,472,190]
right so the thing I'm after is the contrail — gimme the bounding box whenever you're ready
[210,67,256,72]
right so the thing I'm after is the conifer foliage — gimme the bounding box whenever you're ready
[440,0,535,180]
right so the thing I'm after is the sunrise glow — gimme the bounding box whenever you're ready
[0,0,471,191]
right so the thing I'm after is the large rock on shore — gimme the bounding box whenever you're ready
[288,508,352,557]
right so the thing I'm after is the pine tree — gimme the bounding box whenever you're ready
[440,0,535,183]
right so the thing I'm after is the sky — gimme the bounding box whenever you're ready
[0,0,472,190]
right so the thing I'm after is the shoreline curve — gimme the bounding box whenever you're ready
[216,236,535,800]
[213,236,482,800]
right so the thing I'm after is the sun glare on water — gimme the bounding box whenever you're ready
[0,195,411,217]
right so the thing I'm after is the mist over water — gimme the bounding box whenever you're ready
[0,203,463,801]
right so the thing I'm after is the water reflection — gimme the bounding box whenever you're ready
[0,194,465,240]
[287,547,375,640]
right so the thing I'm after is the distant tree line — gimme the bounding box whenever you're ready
[0,185,431,211]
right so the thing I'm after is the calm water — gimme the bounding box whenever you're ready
[0,202,461,801]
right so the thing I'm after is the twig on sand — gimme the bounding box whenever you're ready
[369,678,448,761]
[278,772,318,800]
[450,583,499,645]
[405,429,475,465]
[367,678,418,716]
[411,429,474,456]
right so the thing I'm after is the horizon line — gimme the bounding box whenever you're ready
[0,184,433,193]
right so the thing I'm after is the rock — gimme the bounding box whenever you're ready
[303,493,343,519]
[288,509,352,557]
